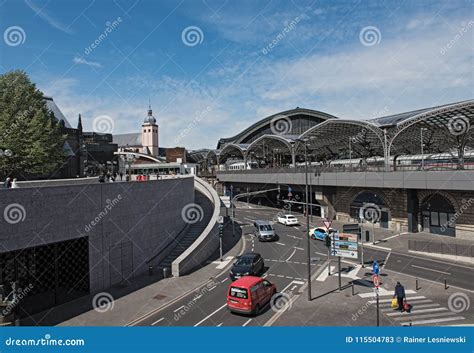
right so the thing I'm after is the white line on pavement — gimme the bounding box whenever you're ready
[293,246,304,251]
[286,248,297,262]
[173,305,185,312]
[151,318,164,325]
[208,286,217,291]
[400,316,464,326]
[368,296,426,304]
[410,264,451,275]
[242,319,252,326]
[381,302,437,312]
[386,307,448,316]
[276,242,286,246]
[217,322,223,327]
[382,252,391,269]
[221,278,229,283]
[194,303,227,327]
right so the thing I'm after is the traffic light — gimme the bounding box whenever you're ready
[325,234,331,248]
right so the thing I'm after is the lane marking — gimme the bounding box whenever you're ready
[358,289,416,298]
[173,305,184,313]
[382,252,391,269]
[293,246,304,251]
[276,242,286,246]
[208,286,217,291]
[368,296,426,304]
[151,317,164,325]
[381,302,436,312]
[386,307,448,316]
[393,311,455,321]
[286,248,297,262]
[400,316,465,326]
[217,322,223,327]
[242,319,252,326]
[221,278,229,283]
[194,303,227,327]
[410,264,451,275]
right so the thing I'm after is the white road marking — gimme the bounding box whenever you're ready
[383,233,402,241]
[221,278,229,283]
[316,266,336,282]
[208,286,217,291]
[151,317,165,325]
[358,289,416,298]
[242,319,252,326]
[293,280,305,285]
[217,322,223,327]
[194,303,227,327]
[400,316,465,326]
[276,242,286,246]
[286,248,297,261]
[382,252,391,269]
[386,307,448,316]
[368,296,426,304]
[381,302,437,312]
[410,265,451,275]
[173,305,185,312]
[293,246,304,251]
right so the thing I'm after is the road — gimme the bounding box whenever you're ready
[132,206,473,326]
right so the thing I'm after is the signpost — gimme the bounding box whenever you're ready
[217,217,224,262]
[323,219,332,231]
[343,224,364,267]
[373,272,380,327]
[330,232,359,291]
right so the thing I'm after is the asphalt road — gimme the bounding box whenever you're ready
[132,206,473,326]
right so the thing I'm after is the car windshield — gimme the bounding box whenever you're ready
[235,257,253,266]
[230,287,248,299]
[287,216,296,219]
[259,225,272,231]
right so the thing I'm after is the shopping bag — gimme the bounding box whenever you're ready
[403,301,412,313]
[391,298,398,309]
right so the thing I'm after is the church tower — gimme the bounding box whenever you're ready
[141,103,159,157]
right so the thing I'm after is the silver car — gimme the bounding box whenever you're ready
[253,220,277,242]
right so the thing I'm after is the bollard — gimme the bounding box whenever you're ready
[416,278,419,291]
[163,267,169,278]
[351,282,355,296]
[444,278,448,290]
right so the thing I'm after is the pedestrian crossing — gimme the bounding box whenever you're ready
[369,291,466,326]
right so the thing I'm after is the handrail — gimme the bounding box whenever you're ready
[171,176,221,277]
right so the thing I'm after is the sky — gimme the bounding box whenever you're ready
[0,0,473,149]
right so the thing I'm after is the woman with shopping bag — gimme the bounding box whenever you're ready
[393,281,406,311]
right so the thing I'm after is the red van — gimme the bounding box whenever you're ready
[227,276,276,315]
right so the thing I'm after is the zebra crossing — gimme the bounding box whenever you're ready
[366,292,466,326]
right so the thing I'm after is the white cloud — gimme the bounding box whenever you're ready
[73,57,103,68]
[25,0,74,35]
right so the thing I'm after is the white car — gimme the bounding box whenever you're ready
[277,214,299,226]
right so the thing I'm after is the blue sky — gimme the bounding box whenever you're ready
[1,0,473,149]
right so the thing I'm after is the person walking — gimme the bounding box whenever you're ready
[393,281,406,311]
[11,178,19,188]
[3,177,11,188]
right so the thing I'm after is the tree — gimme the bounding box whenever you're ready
[0,70,66,178]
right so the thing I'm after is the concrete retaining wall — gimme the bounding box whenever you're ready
[0,176,194,292]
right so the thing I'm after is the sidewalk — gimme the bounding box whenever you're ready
[270,259,473,326]
[51,222,244,326]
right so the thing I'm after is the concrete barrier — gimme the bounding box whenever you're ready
[172,176,221,277]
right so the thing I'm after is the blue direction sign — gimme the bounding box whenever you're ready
[372,261,380,275]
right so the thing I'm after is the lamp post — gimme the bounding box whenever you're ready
[0,149,13,181]
[420,128,427,170]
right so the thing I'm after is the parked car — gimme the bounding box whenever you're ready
[229,253,264,281]
[253,220,277,242]
[309,227,337,241]
[277,214,299,226]
[227,276,276,315]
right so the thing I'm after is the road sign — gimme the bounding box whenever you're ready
[331,233,358,259]
[323,219,332,231]
[372,261,380,275]
[373,274,380,288]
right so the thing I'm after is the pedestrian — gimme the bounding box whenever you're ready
[3,177,11,188]
[393,281,406,311]
[119,172,123,181]
[11,178,19,189]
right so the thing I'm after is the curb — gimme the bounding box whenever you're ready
[126,232,247,326]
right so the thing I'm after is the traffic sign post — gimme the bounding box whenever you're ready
[323,219,332,231]
[372,275,380,327]
[217,217,224,262]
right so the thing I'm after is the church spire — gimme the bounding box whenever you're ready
[144,100,156,124]
[77,114,83,132]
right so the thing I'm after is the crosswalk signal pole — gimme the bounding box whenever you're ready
[376,289,380,326]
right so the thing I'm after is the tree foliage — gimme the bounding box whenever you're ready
[0,70,66,178]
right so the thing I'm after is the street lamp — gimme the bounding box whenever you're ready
[420,128,427,170]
